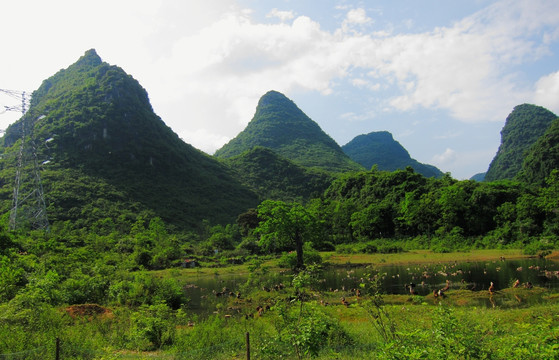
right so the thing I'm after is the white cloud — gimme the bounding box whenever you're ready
[179,128,232,155]
[340,8,373,35]
[377,0,559,122]
[533,71,559,114]
[3,0,559,159]
[267,8,295,22]
[147,10,347,149]
[345,8,371,25]
[432,148,457,165]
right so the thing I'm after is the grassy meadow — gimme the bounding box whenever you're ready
[1,249,558,359]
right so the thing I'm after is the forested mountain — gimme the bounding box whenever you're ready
[470,172,486,182]
[485,104,557,182]
[0,49,258,231]
[517,117,559,186]
[2,49,558,238]
[342,131,443,178]
[214,90,364,173]
[222,146,334,202]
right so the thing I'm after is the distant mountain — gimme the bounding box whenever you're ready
[214,90,364,173]
[517,117,559,186]
[0,49,258,231]
[485,104,557,182]
[342,131,443,178]
[222,146,333,202]
[470,172,486,182]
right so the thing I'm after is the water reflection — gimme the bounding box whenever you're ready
[322,258,559,296]
[183,257,559,313]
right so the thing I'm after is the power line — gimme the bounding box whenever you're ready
[0,88,29,115]
[1,89,49,231]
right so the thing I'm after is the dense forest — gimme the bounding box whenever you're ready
[341,131,443,178]
[0,49,558,359]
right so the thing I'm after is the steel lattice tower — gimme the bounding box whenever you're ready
[1,89,49,231]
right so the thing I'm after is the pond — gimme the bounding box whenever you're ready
[322,257,559,295]
[182,257,559,314]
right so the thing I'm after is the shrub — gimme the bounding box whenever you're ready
[363,243,378,253]
[523,239,555,256]
[60,271,108,304]
[335,243,359,254]
[237,236,262,255]
[271,302,353,358]
[130,301,175,350]
[154,278,188,310]
[278,244,322,269]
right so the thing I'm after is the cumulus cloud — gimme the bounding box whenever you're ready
[6,0,557,157]
[179,128,232,155]
[153,10,356,151]
[164,0,559,143]
[533,71,559,114]
[381,0,559,122]
[340,8,373,35]
[432,148,457,165]
[345,8,371,25]
[267,8,295,22]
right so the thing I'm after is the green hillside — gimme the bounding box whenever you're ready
[517,117,559,186]
[222,146,333,202]
[214,90,364,173]
[0,49,258,231]
[485,104,557,182]
[342,131,443,178]
[470,172,486,182]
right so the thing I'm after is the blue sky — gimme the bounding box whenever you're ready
[1,0,559,179]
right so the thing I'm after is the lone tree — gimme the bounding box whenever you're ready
[255,200,319,270]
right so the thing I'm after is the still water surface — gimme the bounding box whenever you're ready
[183,257,559,313]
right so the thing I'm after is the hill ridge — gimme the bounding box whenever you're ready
[485,103,557,182]
[342,131,443,178]
[215,90,363,173]
[0,49,258,231]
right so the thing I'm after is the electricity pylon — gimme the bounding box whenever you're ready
[1,89,49,231]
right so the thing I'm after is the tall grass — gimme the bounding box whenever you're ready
[0,276,557,359]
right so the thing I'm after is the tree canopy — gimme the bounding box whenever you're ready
[255,200,320,269]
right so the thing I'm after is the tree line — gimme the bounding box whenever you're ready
[239,167,559,266]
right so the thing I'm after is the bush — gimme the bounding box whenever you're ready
[313,240,336,251]
[278,243,322,269]
[60,271,108,304]
[363,243,378,253]
[0,256,26,302]
[130,302,175,350]
[376,244,404,254]
[523,239,555,256]
[108,273,187,309]
[271,302,354,358]
[237,236,262,255]
[154,278,189,310]
[335,243,360,254]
